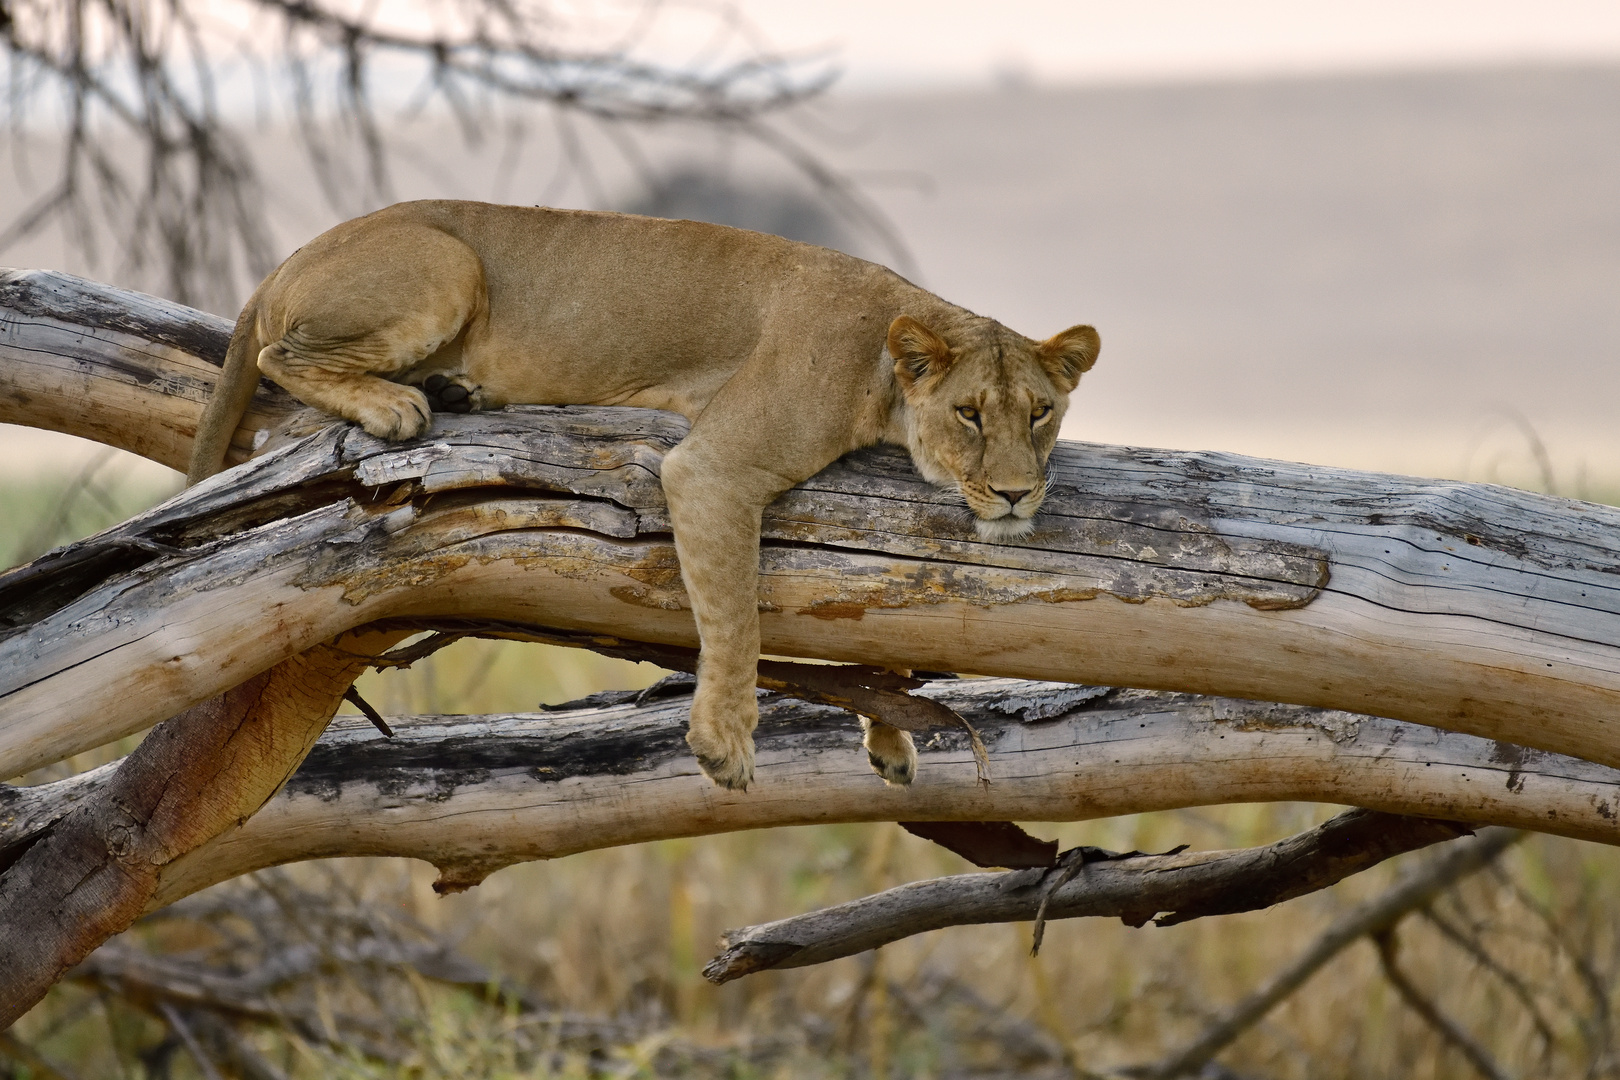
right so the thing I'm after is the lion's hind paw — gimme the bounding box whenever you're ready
[863,720,918,787]
[421,373,478,414]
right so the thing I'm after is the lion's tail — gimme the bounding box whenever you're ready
[186,288,270,486]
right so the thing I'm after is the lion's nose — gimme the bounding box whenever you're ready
[991,486,1032,507]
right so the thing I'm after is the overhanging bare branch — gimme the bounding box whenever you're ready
[5,679,1618,913]
[1,1,874,311]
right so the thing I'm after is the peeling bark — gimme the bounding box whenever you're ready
[0,629,404,1029]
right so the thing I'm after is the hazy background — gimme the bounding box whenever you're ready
[4,2,1619,496]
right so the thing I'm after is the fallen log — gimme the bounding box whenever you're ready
[8,268,1620,785]
[4,679,1617,910]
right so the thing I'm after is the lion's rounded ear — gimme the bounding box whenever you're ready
[889,315,953,391]
[1038,324,1100,393]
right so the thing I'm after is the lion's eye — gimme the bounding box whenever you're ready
[1031,405,1052,424]
[956,406,981,428]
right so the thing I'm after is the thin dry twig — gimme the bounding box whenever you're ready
[1132,828,1524,1079]
[1373,926,1513,1080]
[157,1001,228,1080]
[1490,865,1618,1070]
[1419,905,1558,1058]
[1,0,903,313]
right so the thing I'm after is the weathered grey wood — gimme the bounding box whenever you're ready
[4,679,1617,908]
[0,269,298,470]
[6,268,1620,790]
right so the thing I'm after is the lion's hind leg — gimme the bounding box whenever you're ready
[257,332,440,441]
[255,224,486,441]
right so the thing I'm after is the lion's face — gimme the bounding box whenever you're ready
[889,315,1099,542]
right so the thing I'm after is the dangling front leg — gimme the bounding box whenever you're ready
[659,439,786,791]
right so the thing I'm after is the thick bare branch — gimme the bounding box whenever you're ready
[9,271,1620,789]
[5,680,1615,913]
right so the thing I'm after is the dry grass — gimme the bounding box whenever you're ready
[7,455,1620,1079]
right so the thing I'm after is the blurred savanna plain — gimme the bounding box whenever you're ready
[8,5,1620,1075]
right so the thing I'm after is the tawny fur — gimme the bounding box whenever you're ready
[188,201,1099,791]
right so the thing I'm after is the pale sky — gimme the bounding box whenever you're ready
[679,0,1620,91]
[170,1,1620,108]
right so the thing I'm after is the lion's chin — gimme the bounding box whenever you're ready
[974,514,1036,542]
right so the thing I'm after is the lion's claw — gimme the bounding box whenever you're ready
[686,724,755,791]
[354,383,433,441]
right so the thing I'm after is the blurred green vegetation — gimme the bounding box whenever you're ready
[1,451,184,570]
[8,446,1620,1078]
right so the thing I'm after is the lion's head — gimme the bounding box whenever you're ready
[889,314,1099,542]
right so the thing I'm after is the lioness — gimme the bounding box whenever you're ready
[188,200,1099,790]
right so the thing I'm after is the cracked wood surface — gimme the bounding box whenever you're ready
[5,268,1620,785]
[4,679,1618,910]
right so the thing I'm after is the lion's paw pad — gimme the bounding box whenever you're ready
[421,373,478,414]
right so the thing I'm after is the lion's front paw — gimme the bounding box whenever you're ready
[686,723,756,791]
[863,719,917,786]
[352,383,433,441]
